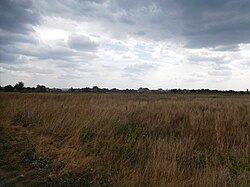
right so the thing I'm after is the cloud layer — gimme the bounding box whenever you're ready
[0,0,249,90]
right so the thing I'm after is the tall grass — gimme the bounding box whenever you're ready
[0,93,249,186]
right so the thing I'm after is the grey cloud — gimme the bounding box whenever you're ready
[113,0,152,10]
[173,0,250,48]
[118,16,136,25]
[56,61,80,68]
[78,0,106,4]
[208,70,232,77]
[0,0,41,65]
[187,54,230,64]
[212,45,240,52]
[135,31,146,36]
[125,63,157,73]
[190,72,205,78]
[240,58,250,66]
[109,0,250,47]
[36,48,74,60]
[68,35,98,51]
[208,64,233,77]
[34,0,115,23]
[3,64,54,75]
[34,0,178,40]
[7,45,75,61]
[27,0,250,48]
[2,0,249,62]
[213,65,231,71]
[25,46,97,62]
[100,42,128,52]
[0,0,40,34]
[0,32,38,46]
[58,73,83,80]
[0,51,18,63]
[1,41,98,65]
[77,68,95,72]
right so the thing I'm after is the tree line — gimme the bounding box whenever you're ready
[0,82,249,94]
[0,82,61,93]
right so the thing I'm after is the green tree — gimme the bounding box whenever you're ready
[14,82,24,91]
[35,85,47,92]
[4,85,14,92]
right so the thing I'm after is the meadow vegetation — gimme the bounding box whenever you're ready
[0,93,249,186]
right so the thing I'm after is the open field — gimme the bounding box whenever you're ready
[0,93,249,186]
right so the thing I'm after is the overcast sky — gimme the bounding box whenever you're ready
[0,0,250,90]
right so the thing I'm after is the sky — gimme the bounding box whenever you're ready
[0,0,250,90]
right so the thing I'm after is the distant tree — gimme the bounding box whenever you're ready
[68,87,75,92]
[14,82,24,91]
[50,88,62,93]
[81,87,91,92]
[92,86,100,92]
[101,88,109,93]
[111,88,119,92]
[138,87,150,93]
[4,85,14,92]
[24,87,36,92]
[35,85,46,92]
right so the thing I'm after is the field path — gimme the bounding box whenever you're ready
[0,125,44,186]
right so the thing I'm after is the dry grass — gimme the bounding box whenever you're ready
[0,93,249,186]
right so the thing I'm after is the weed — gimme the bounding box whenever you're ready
[193,152,208,169]
[222,155,250,177]
[111,144,139,167]
[80,128,95,143]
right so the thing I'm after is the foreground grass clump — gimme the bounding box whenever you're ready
[80,127,96,143]
[0,93,249,186]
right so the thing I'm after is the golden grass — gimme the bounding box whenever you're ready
[0,93,249,186]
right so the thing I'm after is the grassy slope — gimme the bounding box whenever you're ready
[0,93,249,186]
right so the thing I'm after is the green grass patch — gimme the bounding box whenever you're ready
[222,155,250,177]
